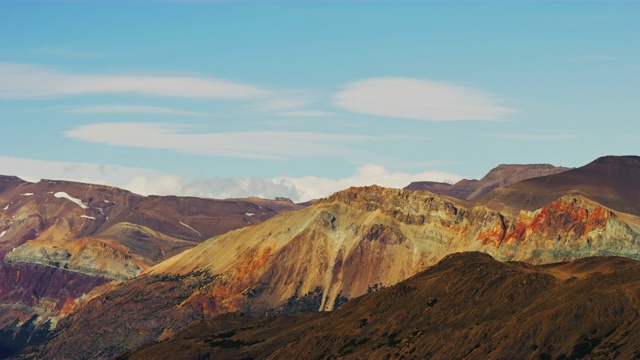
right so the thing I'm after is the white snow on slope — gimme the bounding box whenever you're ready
[54,192,88,209]
[245,213,255,217]
[20,193,34,196]
[81,215,96,220]
[179,221,201,237]
[0,231,6,238]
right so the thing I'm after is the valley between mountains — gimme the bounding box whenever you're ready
[3,155,640,359]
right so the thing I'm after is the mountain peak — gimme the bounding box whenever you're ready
[320,185,444,212]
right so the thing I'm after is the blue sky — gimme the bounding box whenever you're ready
[0,1,638,201]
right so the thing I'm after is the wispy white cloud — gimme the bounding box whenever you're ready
[0,62,267,99]
[487,133,577,141]
[275,110,338,117]
[0,156,462,203]
[63,104,213,117]
[252,94,312,112]
[63,122,371,160]
[333,77,517,121]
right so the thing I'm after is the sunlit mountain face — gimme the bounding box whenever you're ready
[1,2,638,359]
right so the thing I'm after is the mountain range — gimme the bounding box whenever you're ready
[4,155,640,359]
[0,177,301,357]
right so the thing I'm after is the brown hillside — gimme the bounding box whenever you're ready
[123,252,640,360]
[479,156,640,217]
[405,163,570,200]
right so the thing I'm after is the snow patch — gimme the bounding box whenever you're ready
[54,192,88,209]
[0,231,6,238]
[103,200,109,203]
[20,193,34,196]
[179,221,201,237]
[3,204,9,211]
[81,215,96,220]
[245,213,255,217]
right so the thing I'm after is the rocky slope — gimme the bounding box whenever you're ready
[123,252,640,360]
[35,180,640,359]
[477,155,640,217]
[0,178,302,279]
[0,176,302,357]
[405,163,570,200]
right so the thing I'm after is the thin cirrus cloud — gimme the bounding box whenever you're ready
[487,133,578,141]
[275,110,338,117]
[333,77,518,121]
[64,104,214,117]
[63,122,372,160]
[0,62,267,100]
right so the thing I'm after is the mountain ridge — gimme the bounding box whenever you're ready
[123,252,640,360]
[478,155,640,217]
[405,163,571,200]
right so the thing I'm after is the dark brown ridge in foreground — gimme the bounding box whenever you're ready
[121,251,640,360]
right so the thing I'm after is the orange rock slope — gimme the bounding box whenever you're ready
[149,185,640,318]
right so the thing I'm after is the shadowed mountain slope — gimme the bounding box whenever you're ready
[478,156,640,217]
[405,163,570,200]
[122,252,640,360]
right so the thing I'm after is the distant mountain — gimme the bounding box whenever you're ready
[405,163,571,200]
[37,178,640,358]
[478,155,640,217]
[0,176,303,357]
[123,252,640,360]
